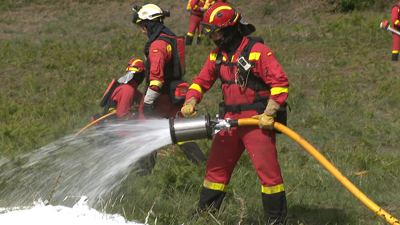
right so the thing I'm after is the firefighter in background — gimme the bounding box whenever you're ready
[96,58,158,176]
[203,0,227,11]
[181,2,289,224]
[132,4,207,165]
[99,58,145,121]
[392,3,400,61]
[185,0,205,45]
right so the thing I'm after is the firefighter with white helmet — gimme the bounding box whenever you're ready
[181,2,289,224]
[132,4,207,166]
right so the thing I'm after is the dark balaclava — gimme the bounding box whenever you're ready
[214,23,244,57]
[139,20,175,43]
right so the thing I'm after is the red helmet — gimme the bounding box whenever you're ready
[119,58,145,85]
[126,58,145,72]
[200,2,240,35]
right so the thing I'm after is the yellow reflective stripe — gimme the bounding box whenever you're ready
[187,32,194,36]
[149,80,163,88]
[177,141,195,145]
[270,87,288,95]
[232,12,240,24]
[131,59,143,65]
[166,45,172,52]
[267,52,272,56]
[189,83,204,95]
[193,5,198,10]
[127,67,139,71]
[261,184,285,194]
[210,6,232,23]
[222,56,227,61]
[393,50,399,54]
[204,180,228,192]
[396,20,400,25]
[249,52,261,60]
[210,53,217,61]
[139,5,159,14]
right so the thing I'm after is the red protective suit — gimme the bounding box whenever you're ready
[138,32,207,165]
[111,80,143,119]
[392,3,400,60]
[139,33,182,119]
[186,0,205,45]
[185,36,289,221]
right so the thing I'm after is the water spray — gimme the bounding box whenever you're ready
[169,115,399,224]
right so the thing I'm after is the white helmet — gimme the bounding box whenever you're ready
[132,4,169,24]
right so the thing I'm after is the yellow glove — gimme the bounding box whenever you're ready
[251,98,280,130]
[181,97,197,117]
[251,114,275,130]
[264,99,280,118]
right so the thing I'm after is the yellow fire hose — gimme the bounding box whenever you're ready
[75,111,116,136]
[238,118,399,224]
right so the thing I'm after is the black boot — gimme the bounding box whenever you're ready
[178,142,206,165]
[197,36,202,45]
[185,35,193,46]
[392,53,399,61]
[198,186,226,212]
[262,191,287,224]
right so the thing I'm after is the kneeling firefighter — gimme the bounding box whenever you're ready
[132,4,207,166]
[97,57,145,122]
[181,2,289,224]
[96,58,159,176]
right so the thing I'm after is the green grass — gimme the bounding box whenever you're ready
[1,0,400,224]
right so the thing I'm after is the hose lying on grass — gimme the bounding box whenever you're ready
[238,118,399,225]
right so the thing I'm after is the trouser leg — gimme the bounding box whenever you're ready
[392,27,400,61]
[178,142,206,165]
[242,127,287,223]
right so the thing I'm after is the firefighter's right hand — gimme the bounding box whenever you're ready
[251,114,275,130]
[181,97,197,117]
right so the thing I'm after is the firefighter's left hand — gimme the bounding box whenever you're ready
[251,114,275,130]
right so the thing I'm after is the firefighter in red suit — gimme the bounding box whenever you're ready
[132,4,206,166]
[181,3,288,224]
[185,0,205,45]
[101,58,145,121]
[392,3,400,61]
[203,0,226,11]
